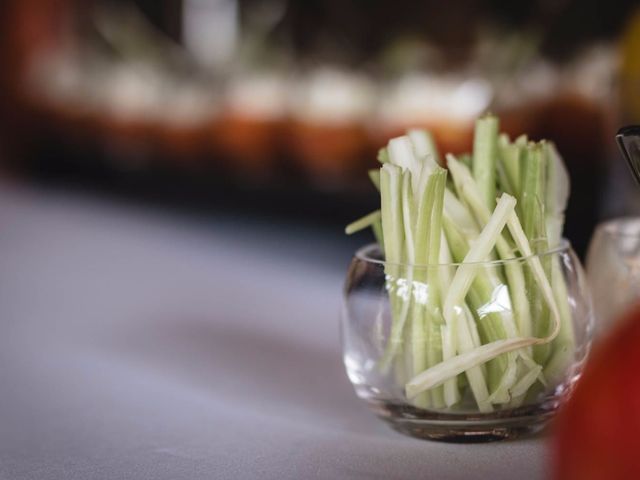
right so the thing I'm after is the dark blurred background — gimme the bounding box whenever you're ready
[2,0,640,256]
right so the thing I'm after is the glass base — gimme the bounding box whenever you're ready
[371,401,555,443]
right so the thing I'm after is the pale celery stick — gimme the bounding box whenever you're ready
[442,189,520,400]
[543,255,576,385]
[345,210,381,235]
[545,141,569,248]
[408,129,441,166]
[438,234,461,406]
[409,171,440,408]
[444,189,480,238]
[380,164,404,264]
[407,208,562,397]
[472,115,499,209]
[510,365,543,398]
[379,164,408,372]
[498,133,522,196]
[425,170,447,408]
[372,220,384,250]
[388,136,422,192]
[542,142,574,383]
[402,171,416,264]
[458,309,493,412]
[458,153,472,169]
[442,195,517,334]
[377,147,389,164]
[441,217,492,412]
[520,143,547,249]
[441,324,461,407]
[441,195,516,402]
[447,154,532,339]
[404,170,429,408]
[368,169,381,191]
[520,143,552,366]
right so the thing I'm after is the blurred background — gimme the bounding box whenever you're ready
[1,0,640,256]
[4,4,640,477]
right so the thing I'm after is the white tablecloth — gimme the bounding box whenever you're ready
[0,183,548,479]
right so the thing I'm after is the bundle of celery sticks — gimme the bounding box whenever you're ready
[347,115,575,412]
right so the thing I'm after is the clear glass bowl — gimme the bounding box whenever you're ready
[586,218,640,337]
[341,242,593,442]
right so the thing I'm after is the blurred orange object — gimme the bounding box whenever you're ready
[287,120,369,181]
[214,114,282,176]
[553,304,640,480]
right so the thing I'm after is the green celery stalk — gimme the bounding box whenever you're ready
[424,169,447,408]
[520,143,552,366]
[408,129,441,166]
[441,217,493,411]
[345,210,381,235]
[472,115,499,209]
[544,142,569,248]
[406,209,563,397]
[498,133,522,197]
[377,147,389,164]
[441,324,462,407]
[543,255,576,385]
[368,169,381,191]
[379,164,409,373]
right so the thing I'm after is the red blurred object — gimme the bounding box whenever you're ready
[553,304,640,480]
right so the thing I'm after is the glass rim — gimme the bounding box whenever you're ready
[597,217,640,238]
[355,238,572,268]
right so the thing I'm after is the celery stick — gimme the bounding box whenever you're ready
[543,255,576,385]
[345,210,381,235]
[459,314,493,412]
[472,115,499,209]
[443,213,512,395]
[406,338,532,398]
[520,143,552,365]
[388,136,421,192]
[520,143,547,251]
[515,134,528,146]
[379,164,408,372]
[377,147,389,164]
[443,194,517,324]
[372,220,384,250]
[368,169,381,191]
[441,217,493,411]
[444,189,480,238]
[510,365,543,398]
[442,194,516,398]
[409,171,440,407]
[545,142,569,248]
[402,171,416,264]
[447,154,532,339]
[380,164,404,264]
[408,129,441,166]
[406,196,563,398]
[498,133,522,196]
[439,236,461,406]
[406,170,428,408]
[458,153,472,169]
[441,324,461,407]
[425,170,447,408]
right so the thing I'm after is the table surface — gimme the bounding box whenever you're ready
[0,182,549,480]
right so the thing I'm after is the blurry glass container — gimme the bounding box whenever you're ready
[342,242,593,441]
[586,218,640,335]
[287,68,375,184]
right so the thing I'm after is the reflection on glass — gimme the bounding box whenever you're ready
[586,218,640,336]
